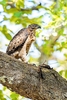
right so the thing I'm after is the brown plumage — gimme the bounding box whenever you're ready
[6,24,41,62]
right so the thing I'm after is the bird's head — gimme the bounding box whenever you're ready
[28,24,41,30]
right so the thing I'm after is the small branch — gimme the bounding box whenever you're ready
[6,2,52,12]
[6,2,39,11]
[0,51,67,100]
[6,2,15,8]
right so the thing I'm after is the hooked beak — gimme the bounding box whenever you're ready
[37,25,41,29]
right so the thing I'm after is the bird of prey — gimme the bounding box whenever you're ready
[6,24,41,62]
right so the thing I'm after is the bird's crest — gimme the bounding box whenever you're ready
[28,24,41,29]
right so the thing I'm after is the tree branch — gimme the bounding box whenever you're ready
[6,2,39,11]
[6,2,51,12]
[0,51,67,100]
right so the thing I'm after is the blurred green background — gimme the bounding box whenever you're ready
[0,0,67,99]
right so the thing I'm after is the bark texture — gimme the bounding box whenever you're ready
[0,51,67,100]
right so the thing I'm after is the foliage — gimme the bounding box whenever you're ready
[0,85,25,100]
[0,0,67,77]
[0,0,67,99]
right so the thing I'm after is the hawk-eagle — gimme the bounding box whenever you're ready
[6,24,41,62]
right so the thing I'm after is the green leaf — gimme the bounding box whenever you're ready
[5,8,18,14]
[14,11,23,18]
[56,28,64,35]
[1,25,12,40]
[59,70,67,79]
[0,0,6,5]
[16,0,24,9]
[0,90,6,100]
[5,33,12,40]
[10,92,19,100]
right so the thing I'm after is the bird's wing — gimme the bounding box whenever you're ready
[6,28,29,55]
